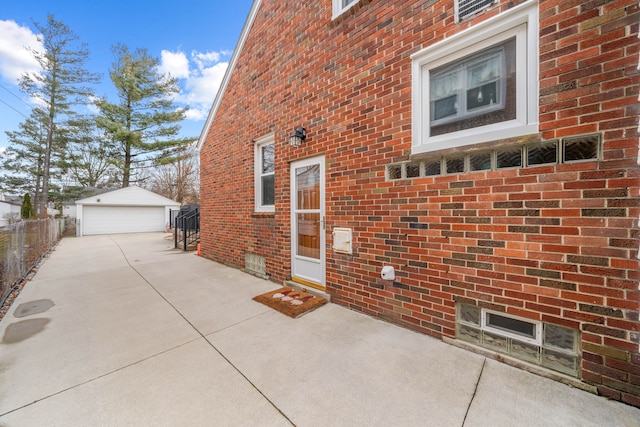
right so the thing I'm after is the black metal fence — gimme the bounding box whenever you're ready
[172,206,200,251]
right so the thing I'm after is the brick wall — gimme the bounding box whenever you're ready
[200,0,640,406]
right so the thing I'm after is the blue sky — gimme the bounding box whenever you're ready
[0,0,254,154]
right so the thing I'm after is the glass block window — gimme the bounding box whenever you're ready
[544,324,578,352]
[459,304,481,325]
[385,133,601,181]
[245,253,267,277]
[563,134,600,162]
[528,141,558,166]
[424,160,442,176]
[456,303,580,377]
[496,146,522,169]
[406,162,421,178]
[387,164,402,180]
[447,157,465,174]
[470,152,492,171]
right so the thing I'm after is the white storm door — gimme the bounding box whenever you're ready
[290,155,325,289]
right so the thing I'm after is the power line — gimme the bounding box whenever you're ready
[0,84,32,109]
[0,97,28,119]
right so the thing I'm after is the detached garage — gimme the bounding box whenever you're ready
[75,187,180,236]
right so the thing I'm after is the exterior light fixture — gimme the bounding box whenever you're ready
[289,127,306,147]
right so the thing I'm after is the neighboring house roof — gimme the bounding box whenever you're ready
[3,195,23,205]
[197,0,263,150]
[63,187,119,206]
[75,186,180,207]
[0,199,21,207]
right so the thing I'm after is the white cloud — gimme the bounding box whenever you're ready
[159,48,230,121]
[0,20,43,83]
[193,51,220,66]
[159,50,189,79]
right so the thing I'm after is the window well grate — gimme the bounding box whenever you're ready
[456,0,496,21]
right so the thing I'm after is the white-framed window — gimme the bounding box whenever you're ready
[332,0,358,19]
[254,133,275,212]
[412,1,538,154]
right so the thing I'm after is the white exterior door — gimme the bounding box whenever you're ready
[290,156,325,289]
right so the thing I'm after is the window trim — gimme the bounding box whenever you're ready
[411,1,539,154]
[332,0,359,19]
[482,309,542,345]
[254,133,275,213]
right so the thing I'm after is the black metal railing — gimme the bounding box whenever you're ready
[173,207,200,251]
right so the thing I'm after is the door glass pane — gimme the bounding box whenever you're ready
[297,213,320,259]
[296,164,320,210]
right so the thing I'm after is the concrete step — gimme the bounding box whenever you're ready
[283,280,331,303]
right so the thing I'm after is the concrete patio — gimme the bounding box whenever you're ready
[0,233,638,426]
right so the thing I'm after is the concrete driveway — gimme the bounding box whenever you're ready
[0,233,638,426]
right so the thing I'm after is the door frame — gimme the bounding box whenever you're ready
[290,155,325,289]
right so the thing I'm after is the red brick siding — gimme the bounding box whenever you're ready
[200,0,640,406]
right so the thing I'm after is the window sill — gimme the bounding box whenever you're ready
[252,211,275,218]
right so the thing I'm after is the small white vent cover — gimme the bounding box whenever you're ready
[456,0,496,22]
[333,228,352,255]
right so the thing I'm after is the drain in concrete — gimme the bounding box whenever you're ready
[2,318,50,344]
[13,299,54,318]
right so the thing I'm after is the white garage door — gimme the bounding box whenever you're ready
[82,205,166,235]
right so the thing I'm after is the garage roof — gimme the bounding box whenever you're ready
[75,186,180,207]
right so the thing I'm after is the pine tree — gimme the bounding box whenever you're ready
[95,44,193,187]
[66,116,118,187]
[1,109,47,204]
[17,15,99,214]
[21,193,35,219]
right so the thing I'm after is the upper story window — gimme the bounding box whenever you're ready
[333,0,359,19]
[412,1,538,154]
[254,133,275,212]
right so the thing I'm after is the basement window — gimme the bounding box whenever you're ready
[457,303,580,377]
[483,310,540,344]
